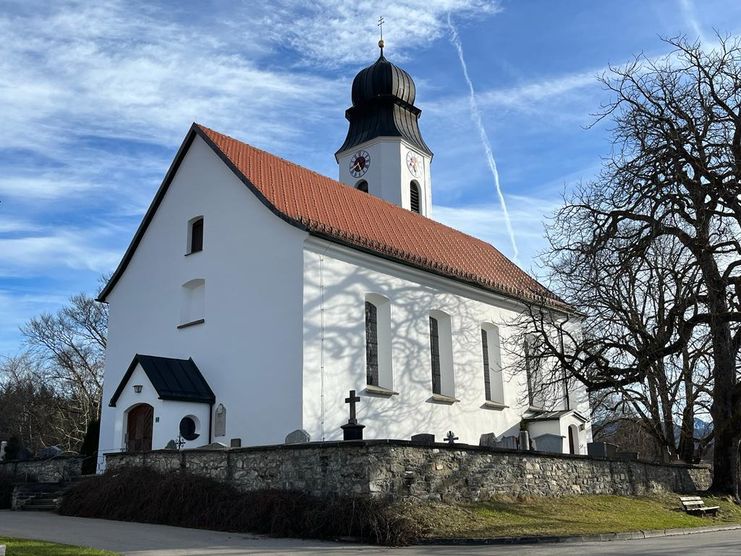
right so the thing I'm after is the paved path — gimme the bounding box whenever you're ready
[2,511,741,555]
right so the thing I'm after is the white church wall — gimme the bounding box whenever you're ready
[98,135,307,469]
[302,237,561,445]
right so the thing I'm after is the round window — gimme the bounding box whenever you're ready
[179,416,199,441]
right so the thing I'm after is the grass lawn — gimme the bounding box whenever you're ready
[0,537,118,556]
[408,493,741,539]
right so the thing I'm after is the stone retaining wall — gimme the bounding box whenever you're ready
[105,441,711,502]
[0,456,84,483]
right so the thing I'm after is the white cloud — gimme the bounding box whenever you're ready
[0,227,121,277]
[0,289,71,355]
[257,1,500,67]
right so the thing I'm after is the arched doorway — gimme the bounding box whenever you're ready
[568,424,579,455]
[126,404,154,452]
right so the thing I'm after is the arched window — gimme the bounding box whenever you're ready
[187,216,203,254]
[481,324,504,404]
[356,180,368,193]
[429,311,454,397]
[365,301,378,384]
[525,334,545,408]
[365,294,392,389]
[410,181,421,213]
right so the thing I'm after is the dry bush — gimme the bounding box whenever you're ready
[0,475,12,509]
[59,467,422,545]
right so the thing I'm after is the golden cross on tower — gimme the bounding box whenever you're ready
[377,16,385,54]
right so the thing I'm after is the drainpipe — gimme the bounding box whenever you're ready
[208,401,213,444]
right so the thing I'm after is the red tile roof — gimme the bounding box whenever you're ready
[197,124,565,309]
[99,123,566,309]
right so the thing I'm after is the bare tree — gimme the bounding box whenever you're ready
[519,37,741,497]
[17,292,107,451]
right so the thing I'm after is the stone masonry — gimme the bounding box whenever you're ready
[105,440,711,502]
[0,456,83,484]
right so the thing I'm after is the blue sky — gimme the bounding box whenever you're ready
[1,0,740,356]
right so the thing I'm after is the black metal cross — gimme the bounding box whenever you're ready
[345,389,361,424]
[445,431,458,445]
[175,435,186,450]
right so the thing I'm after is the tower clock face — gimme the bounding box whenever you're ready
[349,150,370,178]
[406,151,421,177]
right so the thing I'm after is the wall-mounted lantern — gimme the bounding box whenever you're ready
[133,384,143,394]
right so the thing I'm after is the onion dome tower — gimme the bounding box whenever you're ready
[336,40,434,217]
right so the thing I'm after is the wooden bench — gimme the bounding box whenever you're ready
[680,496,719,516]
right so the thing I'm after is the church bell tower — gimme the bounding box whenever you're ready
[336,40,433,217]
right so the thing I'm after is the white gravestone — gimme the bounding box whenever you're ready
[214,404,226,437]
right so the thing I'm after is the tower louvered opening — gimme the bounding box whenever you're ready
[410,181,421,213]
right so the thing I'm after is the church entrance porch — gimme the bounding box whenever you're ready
[125,403,153,452]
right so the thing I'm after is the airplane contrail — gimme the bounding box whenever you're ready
[447,13,520,264]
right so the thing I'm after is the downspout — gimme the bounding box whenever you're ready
[208,401,213,444]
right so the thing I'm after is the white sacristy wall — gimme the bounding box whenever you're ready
[111,364,210,451]
[98,135,308,469]
[301,236,593,447]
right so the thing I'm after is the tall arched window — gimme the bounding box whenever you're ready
[481,324,504,404]
[410,181,421,213]
[525,334,545,408]
[356,180,368,193]
[365,301,378,384]
[365,294,392,389]
[429,311,454,398]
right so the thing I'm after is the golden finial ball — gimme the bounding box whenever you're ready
[378,39,385,49]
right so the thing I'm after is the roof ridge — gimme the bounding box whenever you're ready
[195,123,522,267]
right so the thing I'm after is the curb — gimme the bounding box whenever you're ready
[419,524,741,545]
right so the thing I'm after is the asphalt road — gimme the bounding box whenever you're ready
[1,511,740,555]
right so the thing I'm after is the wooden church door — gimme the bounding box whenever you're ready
[126,404,154,452]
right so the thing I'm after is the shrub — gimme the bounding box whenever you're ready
[59,467,422,545]
[0,475,12,509]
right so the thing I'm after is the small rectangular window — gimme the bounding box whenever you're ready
[189,218,203,253]
[429,316,441,394]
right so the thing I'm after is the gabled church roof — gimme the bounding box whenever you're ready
[98,123,567,310]
[109,354,215,407]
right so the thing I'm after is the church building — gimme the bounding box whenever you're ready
[96,44,592,469]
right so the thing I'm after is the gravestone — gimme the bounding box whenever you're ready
[411,433,435,445]
[532,433,564,453]
[39,445,63,459]
[197,442,228,450]
[616,451,639,461]
[214,404,227,437]
[479,433,497,447]
[445,431,458,445]
[587,442,618,459]
[518,430,531,451]
[341,390,365,440]
[165,439,177,450]
[495,435,518,450]
[285,429,310,444]
[230,438,242,448]
[0,441,6,461]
